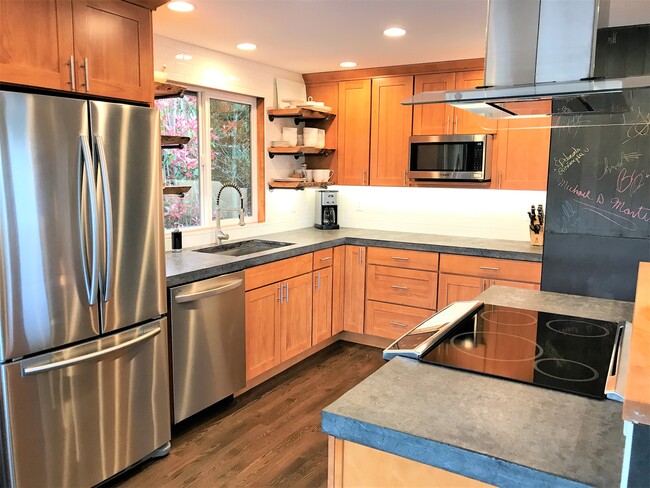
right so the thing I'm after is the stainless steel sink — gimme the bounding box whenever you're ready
[194,239,294,257]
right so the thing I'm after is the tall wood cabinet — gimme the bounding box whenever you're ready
[338,80,372,185]
[343,246,366,333]
[0,0,153,103]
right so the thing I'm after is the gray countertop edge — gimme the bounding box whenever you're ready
[321,411,587,488]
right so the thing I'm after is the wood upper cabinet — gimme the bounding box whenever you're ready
[0,0,75,92]
[492,100,551,190]
[313,266,333,345]
[343,246,366,333]
[0,0,153,103]
[369,76,413,186]
[412,72,456,135]
[332,246,346,335]
[338,80,371,185]
[280,273,313,361]
[454,70,496,135]
[245,282,282,381]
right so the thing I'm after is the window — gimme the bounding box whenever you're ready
[156,88,258,230]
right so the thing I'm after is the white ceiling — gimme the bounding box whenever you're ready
[152,0,650,75]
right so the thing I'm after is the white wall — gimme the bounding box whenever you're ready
[155,35,545,247]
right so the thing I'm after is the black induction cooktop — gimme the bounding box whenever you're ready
[386,303,623,399]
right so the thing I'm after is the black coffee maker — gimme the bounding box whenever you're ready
[315,190,339,230]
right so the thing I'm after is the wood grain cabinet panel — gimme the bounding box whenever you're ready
[313,267,333,345]
[367,247,439,272]
[437,273,484,309]
[337,80,371,185]
[365,301,434,340]
[412,72,456,135]
[343,246,366,333]
[280,273,313,361]
[245,253,313,291]
[439,254,542,283]
[366,265,437,310]
[454,70,497,135]
[313,248,334,270]
[245,282,282,381]
[0,0,75,91]
[332,246,346,335]
[369,76,413,186]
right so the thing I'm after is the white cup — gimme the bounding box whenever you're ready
[305,170,314,182]
[313,169,333,183]
[282,127,298,146]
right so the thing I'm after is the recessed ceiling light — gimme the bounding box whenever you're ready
[340,61,357,68]
[175,53,192,61]
[167,1,194,12]
[237,43,257,51]
[383,27,406,37]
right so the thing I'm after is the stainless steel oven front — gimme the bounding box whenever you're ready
[408,134,492,181]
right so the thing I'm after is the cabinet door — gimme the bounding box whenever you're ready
[366,265,437,310]
[71,0,153,103]
[245,283,281,380]
[365,300,434,340]
[437,273,484,309]
[280,273,313,361]
[343,246,366,333]
[412,73,456,135]
[332,246,346,335]
[454,70,496,135]
[0,0,75,91]
[494,101,551,190]
[338,80,371,185]
[370,76,413,186]
[313,267,333,345]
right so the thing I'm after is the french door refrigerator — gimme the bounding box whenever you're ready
[0,90,170,487]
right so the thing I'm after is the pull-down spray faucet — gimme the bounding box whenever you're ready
[215,183,245,245]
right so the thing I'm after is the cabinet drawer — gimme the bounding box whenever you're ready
[245,254,313,291]
[367,247,439,271]
[313,248,334,270]
[365,300,434,340]
[439,254,541,283]
[366,265,437,309]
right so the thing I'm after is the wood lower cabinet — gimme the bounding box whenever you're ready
[313,266,333,345]
[338,80,371,185]
[332,246,346,335]
[370,76,413,186]
[343,246,366,333]
[245,282,281,381]
[366,265,437,310]
[280,273,313,361]
[437,273,484,309]
[0,0,153,103]
[365,301,434,340]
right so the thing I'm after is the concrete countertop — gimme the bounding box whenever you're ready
[321,287,634,488]
[166,227,543,287]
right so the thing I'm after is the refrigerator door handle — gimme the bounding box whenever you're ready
[94,135,114,303]
[21,324,161,376]
[79,135,99,306]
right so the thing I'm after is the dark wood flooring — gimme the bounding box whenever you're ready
[108,341,385,488]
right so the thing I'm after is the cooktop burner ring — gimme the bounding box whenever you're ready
[546,319,610,338]
[534,358,599,382]
[450,332,543,362]
[480,309,537,326]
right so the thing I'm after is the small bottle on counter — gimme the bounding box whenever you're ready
[172,223,183,253]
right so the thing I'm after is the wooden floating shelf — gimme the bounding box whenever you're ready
[268,147,335,159]
[154,82,187,99]
[161,135,191,149]
[267,107,336,124]
[268,181,331,191]
[163,185,192,197]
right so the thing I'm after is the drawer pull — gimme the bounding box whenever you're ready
[391,257,409,261]
[391,285,408,291]
[389,321,408,327]
[479,266,500,271]
[319,256,332,261]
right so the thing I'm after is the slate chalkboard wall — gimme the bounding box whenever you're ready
[542,25,650,301]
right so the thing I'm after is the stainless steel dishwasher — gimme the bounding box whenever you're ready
[169,271,245,423]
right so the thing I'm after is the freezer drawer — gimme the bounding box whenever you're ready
[0,319,171,488]
[170,272,246,423]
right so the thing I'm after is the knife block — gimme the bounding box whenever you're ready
[529,220,544,246]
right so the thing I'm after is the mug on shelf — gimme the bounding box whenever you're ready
[313,169,333,183]
[305,169,314,182]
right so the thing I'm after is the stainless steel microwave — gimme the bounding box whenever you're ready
[408,134,492,182]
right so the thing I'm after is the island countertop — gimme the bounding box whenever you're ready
[322,287,634,488]
[166,227,542,287]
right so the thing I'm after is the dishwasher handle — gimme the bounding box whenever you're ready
[174,279,243,303]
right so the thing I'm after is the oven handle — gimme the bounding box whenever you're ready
[605,321,632,402]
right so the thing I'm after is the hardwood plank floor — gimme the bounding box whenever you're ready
[107,341,385,488]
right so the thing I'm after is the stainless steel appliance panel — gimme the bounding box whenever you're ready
[0,318,170,488]
[89,101,166,334]
[0,91,100,361]
[170,272,246,423]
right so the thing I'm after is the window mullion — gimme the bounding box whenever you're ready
[199,93,213,227]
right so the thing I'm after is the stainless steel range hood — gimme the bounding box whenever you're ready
[402,0,650,117]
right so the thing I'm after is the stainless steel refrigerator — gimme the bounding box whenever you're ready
[0,90,170,487]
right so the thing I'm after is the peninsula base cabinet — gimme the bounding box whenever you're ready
[328,437,494,487]
[244,255,313,381]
